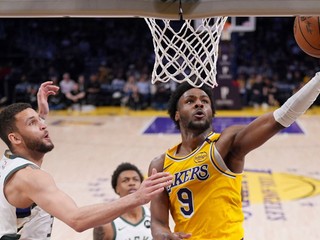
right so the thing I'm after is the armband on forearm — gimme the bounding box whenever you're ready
[273,72,320,127]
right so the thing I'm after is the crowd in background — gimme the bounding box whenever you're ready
[232,17,320,108]
[0,17,319,111]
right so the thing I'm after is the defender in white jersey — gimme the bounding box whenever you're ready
[112,205,151,240]
[0,83,172,240]
[93,163,153,240]
[0,151,54,240]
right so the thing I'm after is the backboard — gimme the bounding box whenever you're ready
[0,0,319,19]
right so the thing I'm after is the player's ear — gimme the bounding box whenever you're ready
[8,133,22,145]
[175,111,180,122]
[115,186,120,195]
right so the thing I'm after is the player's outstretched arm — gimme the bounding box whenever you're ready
[245,71,320,151]
[37,81,59,120]
[217,72,320,173]
[273,72,320,127]
[7,166,172,232]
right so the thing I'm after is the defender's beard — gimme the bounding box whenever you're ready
[25,137,54,153]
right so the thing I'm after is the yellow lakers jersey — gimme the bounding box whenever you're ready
[164,132,244,239]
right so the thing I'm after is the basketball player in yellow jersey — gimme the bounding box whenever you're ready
[149,72,320,239]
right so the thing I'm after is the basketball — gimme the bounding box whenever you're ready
[293,16,320,58]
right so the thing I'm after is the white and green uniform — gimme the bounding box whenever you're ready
[112,205,152,240]
[0,150,54,240]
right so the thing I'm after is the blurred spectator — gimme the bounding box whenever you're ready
[97,63,112,84]
[249,74,264,108]
[151,82,171,110]
[122,75,141,110]
[263,77,279,107]
[13,74,38,108]
[136,73,151,110]
[235,74,249,106]
[13,74,32,103]
[48,76,66,110]
[65,82,86,110]
[59,72,76,94]
[59,72,76,107]
[111,70,126,105]
[86,73,101,106]
[77,74,87,96]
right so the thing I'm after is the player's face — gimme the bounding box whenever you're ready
[176,88,213,132]
[14,108,54,153]
[116,170,142,197]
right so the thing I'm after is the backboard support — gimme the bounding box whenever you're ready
[0,0,319,19]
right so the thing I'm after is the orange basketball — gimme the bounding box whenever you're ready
[293,16,320,58]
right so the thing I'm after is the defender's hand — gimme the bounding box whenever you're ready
[37,81,59,119]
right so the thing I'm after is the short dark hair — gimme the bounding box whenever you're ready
[111,162,144,193]
[0,103,32,148]
[167,82,216,129]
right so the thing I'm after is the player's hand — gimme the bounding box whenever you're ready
[173,232,191,240]
[172,232,192,239]
[134,168,172,205]
[37,81,59,119]
[154,232,192,240]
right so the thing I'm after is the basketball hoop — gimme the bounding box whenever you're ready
[145,16,228,88]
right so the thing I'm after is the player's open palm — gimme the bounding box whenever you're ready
[135,168,172,205]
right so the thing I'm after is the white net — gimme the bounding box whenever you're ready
[145,17,228,88]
